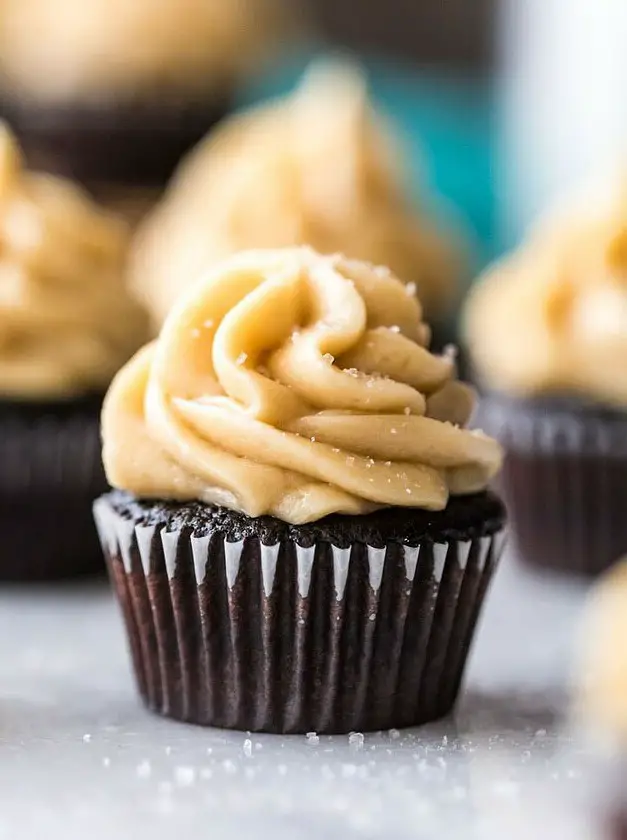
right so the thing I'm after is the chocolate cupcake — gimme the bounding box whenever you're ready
[464,188,627,576]
[130,59,468,336]
[94,247,505,733]
[0,0,295,225]
[0,125,147,579]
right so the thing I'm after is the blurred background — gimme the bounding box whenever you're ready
[309,0,495,71]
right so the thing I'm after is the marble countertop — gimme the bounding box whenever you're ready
[0,554,605,840]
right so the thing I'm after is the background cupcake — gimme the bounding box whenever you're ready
[130,59,467,338]
[0,0,295,224]
[464,186,627,577]
[573,560,627,839]
[95,246,505,734]
[0,124,147,579]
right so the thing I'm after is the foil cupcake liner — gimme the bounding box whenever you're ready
[473,393,627,576]
[94,497,506,734]
[0,403,107,580]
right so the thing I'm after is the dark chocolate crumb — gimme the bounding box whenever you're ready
[104,490,506,549]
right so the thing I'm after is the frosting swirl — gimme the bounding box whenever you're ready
[131,60,464,330]
[104,248,501,524]
[465,185,627,407]
[575,561,627,740]
[0,0,292,101]
[0,125,147,399]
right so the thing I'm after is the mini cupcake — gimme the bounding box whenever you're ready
[130,59,467,336]
[0,124,147,579]
[464,187,627,577]
[573,560,627,838]
[94,247,505,734]
[0,0,294,224]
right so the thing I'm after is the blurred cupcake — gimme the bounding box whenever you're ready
[465,186,627,576]
[94,246,505,734]
[573,560,627,838]
[0,124,147,579]
[0,0,294,224]
[130,59,467,337]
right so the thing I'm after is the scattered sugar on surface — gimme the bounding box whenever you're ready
[389,325,401,333]
[102,757,111,769]
[389,729,401,741]
[82,733,92,743]
[165,746,172,756]
[306,732,320,746]
[322,353,335,365]
[222,760,238,775]
[405,282,417,297]
[136,760,152,779]
[243,738,253,758]
[340,763,357,779]
[348,732,364,750]
[174,766,196,786]
[236,352,248,366]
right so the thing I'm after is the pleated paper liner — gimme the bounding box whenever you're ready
[473,392,627,577]
[0,398,107,580]
[1,94,230,188]
[95,493,506,734]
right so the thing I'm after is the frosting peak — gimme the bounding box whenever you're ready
[465,185,627,408]
[0,124,147,399]
[104,248,501,524]
[131,60,464,330]
[0,0,291,101]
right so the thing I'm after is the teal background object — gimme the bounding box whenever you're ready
[240,54,496,276]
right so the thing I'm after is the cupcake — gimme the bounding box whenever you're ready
[0,124,147,579]
[94,247,505,734]
[0,0,294,224]
[573,560,627,838]
[130,59,467,336]
[464,186,627,577]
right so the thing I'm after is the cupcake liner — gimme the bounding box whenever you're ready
[0,401,107,580]
[94,497,506,734]
[1,95,230,187]
[473,393,627,576]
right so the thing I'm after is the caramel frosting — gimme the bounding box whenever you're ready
[465,189,627,408]
[104,248,501,524]
[0,0,291,101]
[574,560,627,741]
[131,60,464,330]
[0,125,147,399]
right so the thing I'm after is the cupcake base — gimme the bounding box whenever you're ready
[473,392,627,577]
[0,396,108,580]
[1,94,230,192]
[95,491,506,734]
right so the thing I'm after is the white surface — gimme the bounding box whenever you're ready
[499,0,627,243]
[0,555,605,840]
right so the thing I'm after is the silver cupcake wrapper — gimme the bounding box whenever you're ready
[95,497,506,734]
